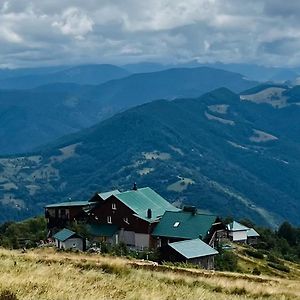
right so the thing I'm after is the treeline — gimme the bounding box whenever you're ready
[0,216,47,248]
[255,221,300,262]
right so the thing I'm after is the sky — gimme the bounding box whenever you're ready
[0,0,300,68]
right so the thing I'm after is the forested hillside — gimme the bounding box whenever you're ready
[1,88,300,226]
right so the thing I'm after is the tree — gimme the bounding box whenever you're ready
[278,222,297,246]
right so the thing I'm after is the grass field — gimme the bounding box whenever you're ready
[0,247,300,300]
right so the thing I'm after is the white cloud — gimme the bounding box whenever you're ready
[0,0,300,67]
[52,7,94,40]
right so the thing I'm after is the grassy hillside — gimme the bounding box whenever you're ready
[0,247,299,300]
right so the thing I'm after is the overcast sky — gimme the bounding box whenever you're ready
[1,0,300,68]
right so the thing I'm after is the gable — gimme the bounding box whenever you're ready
[111,187,180,222]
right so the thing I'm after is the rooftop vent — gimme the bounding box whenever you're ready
[183,205,197,215]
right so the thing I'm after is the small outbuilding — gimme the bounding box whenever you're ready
[168,239,218,269]
[53,228,85,251]
[227,221,249,243]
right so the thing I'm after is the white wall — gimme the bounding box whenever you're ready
[231,230,247,242]
[135,233,150,249]
[55,238,83,251]
[119,230,135,246]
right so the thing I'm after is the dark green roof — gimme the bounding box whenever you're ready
[87,224,118,237]
[152,211,217,239]
[169,239,218,259]
[53,228,79,242]
[45,201,96,208]
[114,187,180,222]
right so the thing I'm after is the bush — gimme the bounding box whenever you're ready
[0,290,18,300]
[268,262,290,273]
[252,267,261,275]
[215,251,238,272]
[244,249,264,259]
[267,253,280,264]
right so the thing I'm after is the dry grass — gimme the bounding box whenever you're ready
[0,248,299,300]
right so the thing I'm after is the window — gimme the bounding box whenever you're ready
[173,222,180,228]
[112,203,117,210]
[107,216,112,224]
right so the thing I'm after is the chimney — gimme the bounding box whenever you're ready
[147,208,152,219]
[183,205,197,215]
[132,182,137,191]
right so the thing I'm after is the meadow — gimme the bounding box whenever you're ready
[0,247,300,300]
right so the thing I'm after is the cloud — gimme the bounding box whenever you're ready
[0,0,300,67]
[52,7,94,40]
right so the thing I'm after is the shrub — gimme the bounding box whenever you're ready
[252,267,261,275]
[267,253,280,264]
[215,251,238,272]
[244,249,264,259]
[268,262,290,273]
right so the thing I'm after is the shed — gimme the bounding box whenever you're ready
[168,239,218,269]
[53,228,85,251]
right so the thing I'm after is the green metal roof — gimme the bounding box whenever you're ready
[247,228,260,237]
[227,221,249,232]
[45,201,96,208]
[87,224,118,237]
[114,187,180,222]
[53,228,78,242]
[152,211,217,239]
[169,239,218,259]
[98,190,120,200]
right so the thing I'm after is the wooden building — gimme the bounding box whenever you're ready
[44,190,119,231]
[45,201,96,230]
[88,187,180,249]
[168,239,218,269]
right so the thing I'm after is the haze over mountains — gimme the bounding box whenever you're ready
[0,65,256,154]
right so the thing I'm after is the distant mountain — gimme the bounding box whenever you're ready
[1,88,300,227]
[0,64,130,89]
[122,62,168,73]
[0,67,257,154]
[0,65,69,80]
[124,61,300,83]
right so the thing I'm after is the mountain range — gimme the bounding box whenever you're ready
[0,66,256,154]
[1,86,300,227]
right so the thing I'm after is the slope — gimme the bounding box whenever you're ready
[1,88,300,226]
